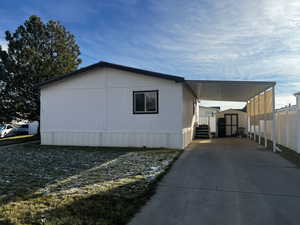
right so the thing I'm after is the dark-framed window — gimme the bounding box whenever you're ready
[133,90,159,114]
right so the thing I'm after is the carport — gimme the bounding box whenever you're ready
[185,80,277,151]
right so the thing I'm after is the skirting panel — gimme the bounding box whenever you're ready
[182,127,194,148]
[41,131,183,149]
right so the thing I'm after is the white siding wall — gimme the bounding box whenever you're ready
[41,68,183,148]
[181,85,198,148]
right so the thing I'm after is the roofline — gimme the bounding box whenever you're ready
[184,83,198,98]
[199,106,220,110]
[294,91,300,96]
[186,80,276,86]
[38,61,185,88]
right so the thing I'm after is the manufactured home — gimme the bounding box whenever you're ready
[39,61,276,149]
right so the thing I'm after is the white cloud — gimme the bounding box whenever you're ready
[147,0,300,68]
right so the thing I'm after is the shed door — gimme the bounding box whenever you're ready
[225,114,238,136]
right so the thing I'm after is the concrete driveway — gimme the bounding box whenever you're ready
[129,138,300,225]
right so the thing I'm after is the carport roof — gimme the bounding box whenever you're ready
[186,80,275,102]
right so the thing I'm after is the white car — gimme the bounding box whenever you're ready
[0,124,16,138]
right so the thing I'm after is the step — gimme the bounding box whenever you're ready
[196,129,208,132]
[195,134,210,137]
[194,136,210,139]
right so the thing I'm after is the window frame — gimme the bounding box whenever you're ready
[133,90,159,114]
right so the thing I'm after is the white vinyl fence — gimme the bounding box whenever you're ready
[249,92,300,153]
[269,93,300,153]
[275,109,298,151]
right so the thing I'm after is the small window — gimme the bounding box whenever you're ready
[133,90,158,114]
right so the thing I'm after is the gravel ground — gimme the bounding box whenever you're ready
[0,144,181,225]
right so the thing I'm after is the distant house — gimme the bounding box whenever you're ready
[39,61,275,149]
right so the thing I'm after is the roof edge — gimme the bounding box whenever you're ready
[294,91,300,96]
[38,61,185,88]
[186,80,276,86]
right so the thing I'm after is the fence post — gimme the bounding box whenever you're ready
[286,109,289,149]
[258,94,261,144]
[295,92,300,153]
[254,97,256,142]
[264,91,268,148]
[272,86,276,152]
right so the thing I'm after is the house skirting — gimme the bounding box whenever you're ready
[41,130,185,149]
[182,127,195,148]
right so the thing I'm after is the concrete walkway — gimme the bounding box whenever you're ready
[129,138,300,225]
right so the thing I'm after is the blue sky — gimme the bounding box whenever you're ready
[1,0,300,109]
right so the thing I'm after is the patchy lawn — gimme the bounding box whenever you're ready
[0,144,181,225]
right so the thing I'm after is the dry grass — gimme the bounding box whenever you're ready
[0,144,181,225]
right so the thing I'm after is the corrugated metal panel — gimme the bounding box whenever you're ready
[41,131,183,149]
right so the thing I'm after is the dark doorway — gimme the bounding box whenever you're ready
[224,114,238,137]
[217,118,226,137]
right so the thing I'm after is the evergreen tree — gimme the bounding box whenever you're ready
[0,15,81,123]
